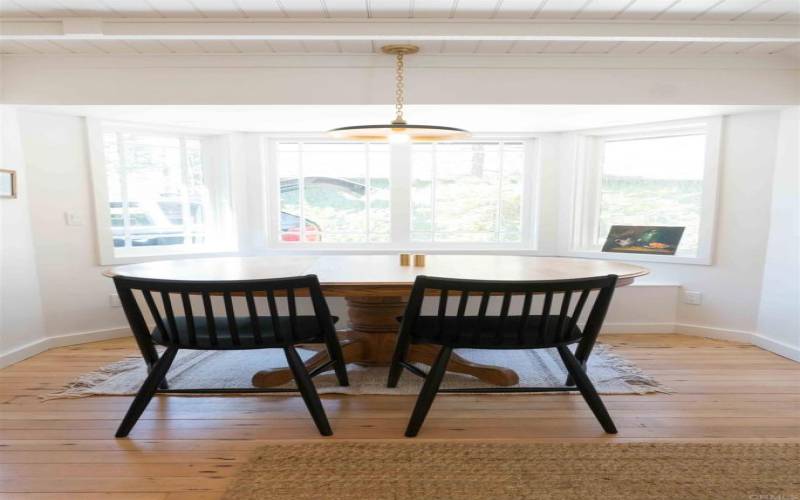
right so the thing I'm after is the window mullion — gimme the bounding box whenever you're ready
[430,144,437,242]
[521,139,537,248]
[298,142,306,243]
[572,136,603,250]
[116,132,132,249]
[365,143,371,241]
[390,141,411,245]
[589,138,604,248]
[179,136,191,246]
[495,142,505,242]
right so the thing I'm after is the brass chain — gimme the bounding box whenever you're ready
[394,53,405,123]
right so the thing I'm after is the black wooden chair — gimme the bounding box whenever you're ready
[112,274,348,438]
[388,274,619,437]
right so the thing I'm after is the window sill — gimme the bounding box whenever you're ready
[259,245,710,267]
[99,245,710,268]
[259,245,539,255]
[100,246,239,266]
[562,249,712,266]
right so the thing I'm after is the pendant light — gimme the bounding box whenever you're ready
[328,44,471,143]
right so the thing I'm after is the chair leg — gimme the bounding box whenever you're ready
[404,346,452,438]
[387,333,412,388]
[557,345,617,434]
[565,335,599,387]
[116,346,178,438]
[324,332,349,387]
[133,335,169,390]
[155,372,169,390]
[284,346,333,436]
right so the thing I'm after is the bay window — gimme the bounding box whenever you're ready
[89,117,722,265]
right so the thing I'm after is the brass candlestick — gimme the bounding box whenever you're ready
[413,254,426,267]
[399,253,410,266]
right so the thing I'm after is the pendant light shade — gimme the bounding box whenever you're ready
[328,45,471,142]
[328,123,470,142]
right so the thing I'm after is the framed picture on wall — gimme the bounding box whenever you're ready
[602,225,685,255]
[0,169,17,199]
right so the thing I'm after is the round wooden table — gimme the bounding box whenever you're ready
[105,255,648,387]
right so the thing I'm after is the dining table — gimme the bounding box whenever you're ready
[105,254,649,388]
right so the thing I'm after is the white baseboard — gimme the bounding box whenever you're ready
[601,322,677,334]
[675,323,800,362]
[752,335,800,363]
[0,326,130,369]
[599,322,799,362]
[1,321,796,369]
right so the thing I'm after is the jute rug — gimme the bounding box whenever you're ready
[223,442,800,500]
[45,344,666,399]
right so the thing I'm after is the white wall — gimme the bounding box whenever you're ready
[0,107,47,365]
[16,111,128,342]
[646,111,781,331]
[3,106,796,366]
[757,107,800,359]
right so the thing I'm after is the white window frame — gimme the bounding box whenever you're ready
[87,119,238,265]
[262,135,540,252]
[558,117,723,265]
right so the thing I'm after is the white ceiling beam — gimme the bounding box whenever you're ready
[1,18,798,43]
[61,18,103,37]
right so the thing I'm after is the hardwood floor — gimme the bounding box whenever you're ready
[0,334,798,499]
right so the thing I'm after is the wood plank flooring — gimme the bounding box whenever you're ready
[0,334,798,499]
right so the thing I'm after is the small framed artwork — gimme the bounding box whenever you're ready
[602,225,685,255]
[0,169,17,199]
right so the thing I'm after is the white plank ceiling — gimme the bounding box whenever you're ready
[2,0,798,22]
[1,0,797,56]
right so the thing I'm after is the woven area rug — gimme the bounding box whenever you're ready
[223,442,800,500]
[45,344,666,399]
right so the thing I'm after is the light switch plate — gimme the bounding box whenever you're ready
[683,290,703,305]
[64,212,84,226]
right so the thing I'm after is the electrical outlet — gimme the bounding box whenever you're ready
[109,294,121,308]
[683,290,703,305]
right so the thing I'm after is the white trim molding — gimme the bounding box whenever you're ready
[0,327,131,369]
[675,323,800,363]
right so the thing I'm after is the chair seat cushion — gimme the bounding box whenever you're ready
[408,315,582,348]
[151,315,339,349]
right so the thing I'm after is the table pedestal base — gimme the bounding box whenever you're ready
[252,296,519,388]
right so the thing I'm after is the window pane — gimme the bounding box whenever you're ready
[276,142,390,243]
[411,146,434,233]
[500,144,524,234]
[368,144,391,242]
[598,133,705,255]
[103,132,122,209]
[104,131,214,253]
[411,142,525,243]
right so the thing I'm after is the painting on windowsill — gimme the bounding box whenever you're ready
[602,225,684,255]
